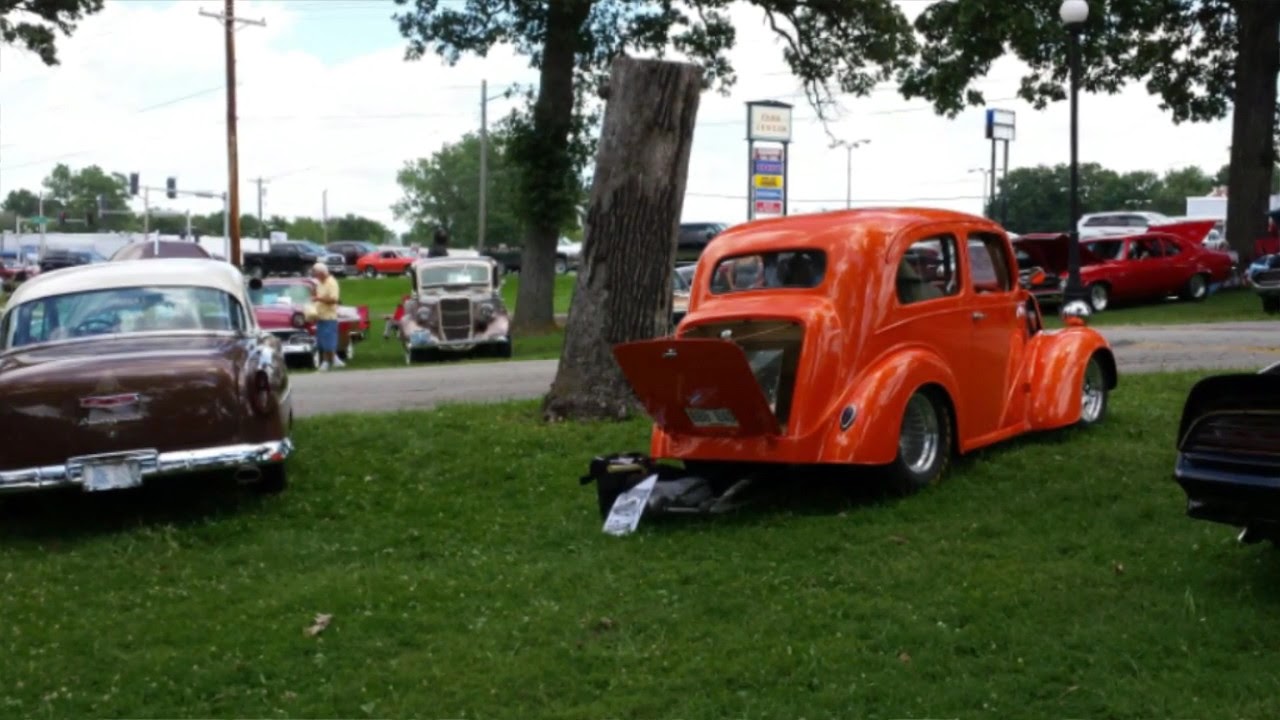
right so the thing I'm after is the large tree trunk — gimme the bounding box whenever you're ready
[511,0,588,335]
[541,55,703,422]
[1225,0,1280,263]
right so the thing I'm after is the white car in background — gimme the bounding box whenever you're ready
[1078,210,1172,238]
[556,237,582,274]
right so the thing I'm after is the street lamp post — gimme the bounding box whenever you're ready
[829,138,871,209]
[1061,0,1089,308]
[968,167,990,216]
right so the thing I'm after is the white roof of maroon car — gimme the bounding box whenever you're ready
[6,258,249,306]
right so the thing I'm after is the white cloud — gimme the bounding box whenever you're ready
[0,0,1233,239]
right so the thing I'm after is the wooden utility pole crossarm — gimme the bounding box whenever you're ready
[199,0,265,268]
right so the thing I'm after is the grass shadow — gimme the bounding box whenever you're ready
[0,471,273,545]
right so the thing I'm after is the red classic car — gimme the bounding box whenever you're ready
[355,248,416,278]
[247,277,369,368]
[1013,227,1234,312]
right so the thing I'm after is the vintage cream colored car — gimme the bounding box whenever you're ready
[398,256,512,362]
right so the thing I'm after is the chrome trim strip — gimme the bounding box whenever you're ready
[0,438,293,494]
[407,335,508,350]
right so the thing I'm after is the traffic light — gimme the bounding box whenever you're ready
[129,172,139,196]
[85,210,95,228]
[166,177,177,199]
[57,211,67,226]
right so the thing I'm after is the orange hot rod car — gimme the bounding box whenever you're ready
[582,208,1119,522]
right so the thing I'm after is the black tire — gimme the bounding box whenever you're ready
[1181,273,1209,301]
[1078,354,1109,426]
[254,463,287,494]
[884,388,952,496]
[555,256,568,274]
[494,340,513,358]
[363,266,378,279]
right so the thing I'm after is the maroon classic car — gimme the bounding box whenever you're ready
[1013,224,1234,312]
[0,258,293,495]
[247,277,369,369]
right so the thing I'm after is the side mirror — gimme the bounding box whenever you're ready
[247,277,263,290]
[1060,299,1092,327]
[705,230,715,240]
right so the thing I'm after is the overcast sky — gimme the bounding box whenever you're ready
[0,0,1234,236]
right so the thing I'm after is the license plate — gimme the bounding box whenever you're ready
[82,460,143,492]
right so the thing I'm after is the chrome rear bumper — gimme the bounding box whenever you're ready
[0,439,293,494]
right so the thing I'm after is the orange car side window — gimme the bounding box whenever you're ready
[897,234,959,305]
[967,233,1013,293]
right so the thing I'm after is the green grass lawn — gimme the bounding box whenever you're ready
[1044,286,1270,328]
[5,371,1280,717]
[327,274,576,369]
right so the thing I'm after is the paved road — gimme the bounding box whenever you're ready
[290,321,1280,418]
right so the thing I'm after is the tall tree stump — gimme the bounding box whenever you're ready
[541,55,703,422]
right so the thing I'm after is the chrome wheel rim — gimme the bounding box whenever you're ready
[1090,285,1108,311]
[1081,359,1105,422]
[1191,275,1206,297]
[899,394,940,475]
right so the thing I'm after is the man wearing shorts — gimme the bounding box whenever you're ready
[311,262,342,371]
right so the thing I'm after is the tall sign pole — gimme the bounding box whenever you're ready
[200,0,265,268]
[745,99,793,221]
[984,108,1016,224]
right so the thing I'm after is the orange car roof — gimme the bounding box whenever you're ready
[700,207,1003,266]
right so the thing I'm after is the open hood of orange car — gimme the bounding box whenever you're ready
[612,338,780,438]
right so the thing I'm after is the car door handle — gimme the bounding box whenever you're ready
[972,311,986,321]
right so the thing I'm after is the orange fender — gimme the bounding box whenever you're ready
[1027,327,1117,429]
[816,347,961,465]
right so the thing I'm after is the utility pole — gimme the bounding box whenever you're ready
[200,0,265,268]
[253,176,267,241]
[322,189,329,244]
[479,79,488,251]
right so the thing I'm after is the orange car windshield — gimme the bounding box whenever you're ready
[709,249,825,294]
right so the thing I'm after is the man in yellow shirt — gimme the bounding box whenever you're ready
[310,262,342,371]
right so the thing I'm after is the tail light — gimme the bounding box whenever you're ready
[249,370,273,415]
[1182,413,1280,457]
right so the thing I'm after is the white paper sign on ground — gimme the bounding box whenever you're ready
[602,474,657,536]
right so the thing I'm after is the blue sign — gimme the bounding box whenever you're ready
[753,188,783,201]
[754,160,783,175]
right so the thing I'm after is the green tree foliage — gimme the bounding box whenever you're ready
[393,0,917,332]
[990,163,1223,233]
[1,0,103,65]
[392,128,532,248]
[3,165,391,241]
[896,0,1280,260]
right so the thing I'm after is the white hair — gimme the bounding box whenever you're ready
[312,262,330,276]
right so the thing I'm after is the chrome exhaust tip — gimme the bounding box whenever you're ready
[1238,526,1266,545]
[234,465,263,484]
